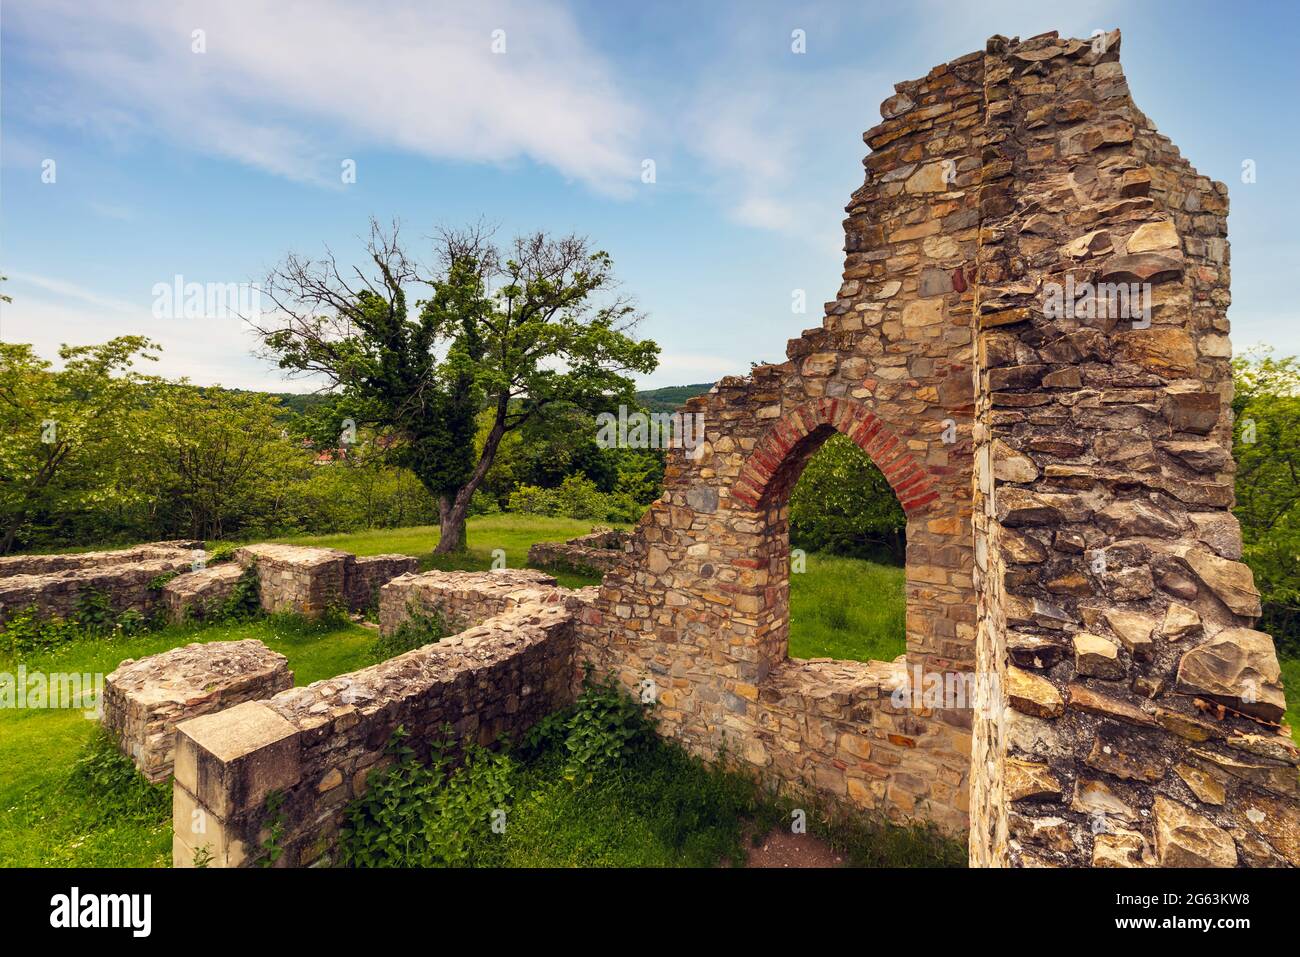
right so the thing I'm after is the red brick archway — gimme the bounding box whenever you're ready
[731,398,940,515]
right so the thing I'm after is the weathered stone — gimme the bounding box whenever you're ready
[1153,796,1237,867]
[1175,628,1286,722]
[1174,548,1262,617]
[1104,609,1157,657]
[1005,758,1063,801]
[104,640,292,782]
[1007,666,1064,719]
[1093,829,1150,867]
[1126,221,1179,253]
[1174,762,1225,805]
[1161,602,1202,640]
[1072,633,1125,680]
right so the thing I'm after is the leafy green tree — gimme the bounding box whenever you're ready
[789,434,906,563]
[0,337,163,554]
[152,386,312,540]
[1232,347,1300,651]
[254,221,658,552]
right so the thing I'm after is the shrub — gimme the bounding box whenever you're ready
[339,726,513,868]
[368,602,456,661]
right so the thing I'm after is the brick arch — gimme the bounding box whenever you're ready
[731,398,940,515]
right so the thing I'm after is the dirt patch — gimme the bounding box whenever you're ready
[743,828,844,868]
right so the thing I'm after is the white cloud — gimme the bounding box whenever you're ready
[7,0,644,193]
[0,273,321,391]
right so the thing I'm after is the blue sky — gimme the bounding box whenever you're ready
[3,0,1297,391]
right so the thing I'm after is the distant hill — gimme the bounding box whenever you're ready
[635,383,714,414]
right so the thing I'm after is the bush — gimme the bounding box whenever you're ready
[368,602,456,661]
[339,726,513,868]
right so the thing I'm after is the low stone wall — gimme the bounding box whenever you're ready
[235,544,350,617]
[234,544,419,618]
[172,593,576,867]
[160,563,248,623]
[0,541,202,578]
[526,528,630,576]
[345,554,420,611]
[378,568,559,636]
[0,556,197,627]
[104,640,292,782]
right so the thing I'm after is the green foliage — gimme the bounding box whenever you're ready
[1232,348,1300,654]
[369,602,455,661]
[789,434,906,563]
[508,474,645,524]
[217,564,263,621]
[257,790,287,867]
[62,730,170,825]
[255,223,659,554]
[548,668,656,784]
[0,337,165,554]
[1,607,78,656]
[339,726,513,868]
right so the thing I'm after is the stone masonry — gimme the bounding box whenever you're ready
[233,544,417,617]
[570,30,1297,865]
[103,639,292,782]
[160,563,248,623]
[0,542,203,627]
[527,528,631,576]
[173,575,576,867]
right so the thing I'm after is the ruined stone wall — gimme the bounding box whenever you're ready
[103,639,292,782]
[173,588,577,868]
[233,544,416,617]
[575,48,987,836]
[968,31,1296,868]
[0,541,202,578]
[576,29,1296,864]
[377,568,560,635]
[0,555,197,627]
[527,528,631,576]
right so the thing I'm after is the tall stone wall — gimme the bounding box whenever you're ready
[576,29,1297,865]
[967,31,1296,867]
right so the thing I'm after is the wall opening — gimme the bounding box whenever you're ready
[786,431,907,664]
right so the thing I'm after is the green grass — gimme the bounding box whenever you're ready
[788,553,907,662]
[0,615,374,867]
[273,514,620,589]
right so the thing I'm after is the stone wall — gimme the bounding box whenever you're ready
[572,29,1297,865]
[103,639,291,782]
[172,584,577,867]
[0,541,202,578]
[526,528,631,576]
[966,30,1297,868]
[346,554,421,611]
[160,563,248,623]
[233,544,416,617]
[0,555,198,627]
[378,568,560,636]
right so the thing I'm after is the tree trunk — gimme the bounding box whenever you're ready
[436,494,467,553]
[431,401,511,555]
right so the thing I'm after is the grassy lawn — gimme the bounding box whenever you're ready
[0,615,374,867]
[273,514,621,589]
[788,553,907,662]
